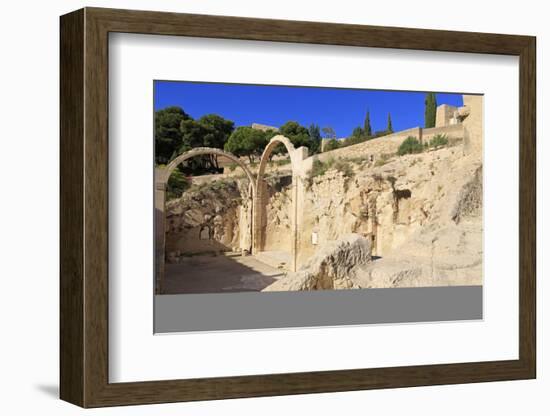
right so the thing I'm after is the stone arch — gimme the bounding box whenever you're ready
[155,147,256,294]
[253,135,308,272]
[160,147,256,188]
[256,135,300,179]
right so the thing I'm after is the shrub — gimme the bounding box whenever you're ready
[309,159,332,180]
[333,160,354,179]
[306,158,355,189]
[428,134,449,148]
[166,167,190,200]
[374,153,392,167]
[275,159,291,166]
[342,134,368,148]
[372,130,392,139]
[347,156,368,165]
[323,138,340,152]
[397,136,424,156]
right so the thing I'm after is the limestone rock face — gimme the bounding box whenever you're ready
[263,234,372,291]
[263,175,293,252]
[352,222,482,288]
[274,141,483,289]
[451,165,482,224]
[346,149,483,289]
[164,178,252,262]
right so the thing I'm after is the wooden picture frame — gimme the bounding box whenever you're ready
[60,7,536,408]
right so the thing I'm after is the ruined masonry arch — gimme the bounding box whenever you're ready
[161,147,256,188]
[155,147,257,294]
[253,135,308,272]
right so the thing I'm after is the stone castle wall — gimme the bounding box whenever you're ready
[318,127,422,160]
[422,124,464,144]
[436,104,459,127]
[462,95,483,156]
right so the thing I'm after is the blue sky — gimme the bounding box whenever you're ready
[154,81,463,137]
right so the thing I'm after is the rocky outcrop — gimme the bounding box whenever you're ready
[451,165,482,224]
[352,222,482,288]
[360,164,484,285]
[263,234,372,291]
[292,142,483,289]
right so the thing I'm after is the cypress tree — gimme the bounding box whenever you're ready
[364,110,372,137]
[308,123,322,154]
[424,93,437,128]
[387,113,393,133]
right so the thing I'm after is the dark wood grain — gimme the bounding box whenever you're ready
[59,8,84,406]
[60,7,537,408]
[518,37,537,375]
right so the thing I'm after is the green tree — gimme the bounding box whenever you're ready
[179,114,234,152]
[387,113,393,133]
[364,110,372,136]
[179,119,209,150]
[154,106,190,164]
[166,166,190,200]
[340,126,366,147]
[279,121,311,148]
[198,114,234,148]
[178,114,234,173]
[321,126,336,139]
[224,126,268,162]
[424,93,437,128]
[352,126,364,138]
[324,138,340,151]
[343,127,368,147]
[177,119,215,174]
[308,124,322,154]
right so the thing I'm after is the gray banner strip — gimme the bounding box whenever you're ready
[154,286,482,333]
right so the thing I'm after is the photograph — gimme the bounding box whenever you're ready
[154,81,483,295]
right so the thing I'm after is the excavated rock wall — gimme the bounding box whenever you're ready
[274,141,483,289]
[164,178,252,262]
[262,175,293,253]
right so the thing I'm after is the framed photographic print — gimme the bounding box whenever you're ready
[60,7,536,408]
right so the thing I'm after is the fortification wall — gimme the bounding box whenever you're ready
[303,123,466,171]
[462,95,483,156]
[422,124,464,144]
[436,104,458,127]
[315,127,421,162]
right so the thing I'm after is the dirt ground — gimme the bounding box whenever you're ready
[163,253,285,294]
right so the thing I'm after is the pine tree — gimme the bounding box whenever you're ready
[363,110,372,137]
[424,93,437,128]
[387,113,393,133]
[308,124,322,154]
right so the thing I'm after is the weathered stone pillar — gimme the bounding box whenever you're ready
[238,192,253,256]
[252,178,267,254]
[290,146,309,272]
[154,178,166,295]
[290,175,299,272]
